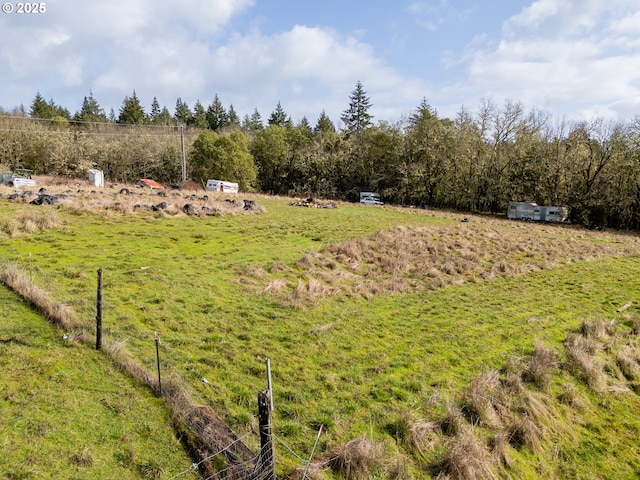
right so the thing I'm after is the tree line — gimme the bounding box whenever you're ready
[1,82,640,229]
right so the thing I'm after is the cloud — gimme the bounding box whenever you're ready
[444,0,640,121]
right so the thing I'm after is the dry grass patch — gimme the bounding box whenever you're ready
[3,182,264,218]
[564,333,606,390]
[0,210,63,237]
[268,217,640,303]
[506,414,543,452]
[438,432,498,480]
[409,420,442,457]
[0,263,79,330]
[326,437,386,479]
[523,343,558,391]
[460,370,504,428]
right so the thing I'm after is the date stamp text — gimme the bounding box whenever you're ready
[2,3,47,14]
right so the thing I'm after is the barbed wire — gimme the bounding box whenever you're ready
[168,430,254,479]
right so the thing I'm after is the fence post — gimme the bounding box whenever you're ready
[96,267,103,350]
[258,390,275,479]
[155,332,162,395]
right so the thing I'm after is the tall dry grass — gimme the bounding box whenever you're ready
[277,217,640,303]
[439,432,498,480]
[325,437,386,479]
[0,262,79,330]
[523,343,558,391]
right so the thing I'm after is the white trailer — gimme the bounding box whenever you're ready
[206,179,238,193]
[508,202,568,223]
[360,192,383,205]
[0,170,36,188]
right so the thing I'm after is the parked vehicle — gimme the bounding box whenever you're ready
[507,201,568,223]
[360,192,383,205]
[0,168,36,188]
[206,179,238,193]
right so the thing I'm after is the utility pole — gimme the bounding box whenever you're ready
[180,124,186,182]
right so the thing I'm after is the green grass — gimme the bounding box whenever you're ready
[2,191,640,478]
[0,285,198,479]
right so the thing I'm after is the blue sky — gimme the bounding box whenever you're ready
[1,0,639,127]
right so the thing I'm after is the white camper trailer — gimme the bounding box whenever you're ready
[206,179,238,194]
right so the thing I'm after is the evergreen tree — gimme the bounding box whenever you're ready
[268,101,291,128]
[409,97,437,126]
[245,108,264,132]
[341,81,373,133]
[108,108,116,122]
[227,104,240,127]
[206,94,228,131]
[192,100,208,129]
[150,97,162,123]
[314,110,336,134]
[174,97,192,125]
[30,92,52,118]
[118,90,146,124]
[298,116,313,138]
[74,90,107,123]
[155,106,174,126]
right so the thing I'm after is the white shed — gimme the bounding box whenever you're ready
[88,169,104,188]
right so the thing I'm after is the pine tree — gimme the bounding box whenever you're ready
[245,108,264,132]
[227,104,240,127]
[155,106,174,126]
[268,101,291,128]
[150,97,162,123]
[206,95,228,131]
[314,110,336,134]
[298,116,313,137]
[174,97,192,125]
[30,92,51,118]
[340,81,373,133]
[192,100,208,129]
[409,97,437,126]
[74,90,107,123]
[118,90,146,124]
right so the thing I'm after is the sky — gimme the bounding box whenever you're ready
[1,0,640,127]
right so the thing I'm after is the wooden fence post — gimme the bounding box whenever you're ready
[155,332,162,395]
[96,267,103,350]
[258,389,275,480]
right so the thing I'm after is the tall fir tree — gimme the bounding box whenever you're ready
[29,92,50,118]
[227,104,240,127]
[192,100,209,129]
[74,90,107,123]
[244,107,264,132]
[340,81,373,133]
[118,90,146,124]
[174,97,192,125]
[149,97,162,123]
[314,110,336,134]
[206,94,228,131]
[267,101,291,128]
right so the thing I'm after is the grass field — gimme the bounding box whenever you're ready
[1,182,640,479]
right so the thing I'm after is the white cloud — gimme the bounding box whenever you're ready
[443,0,640,121]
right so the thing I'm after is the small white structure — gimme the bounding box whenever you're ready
[206,179,238,193]
[88,169,104,188]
